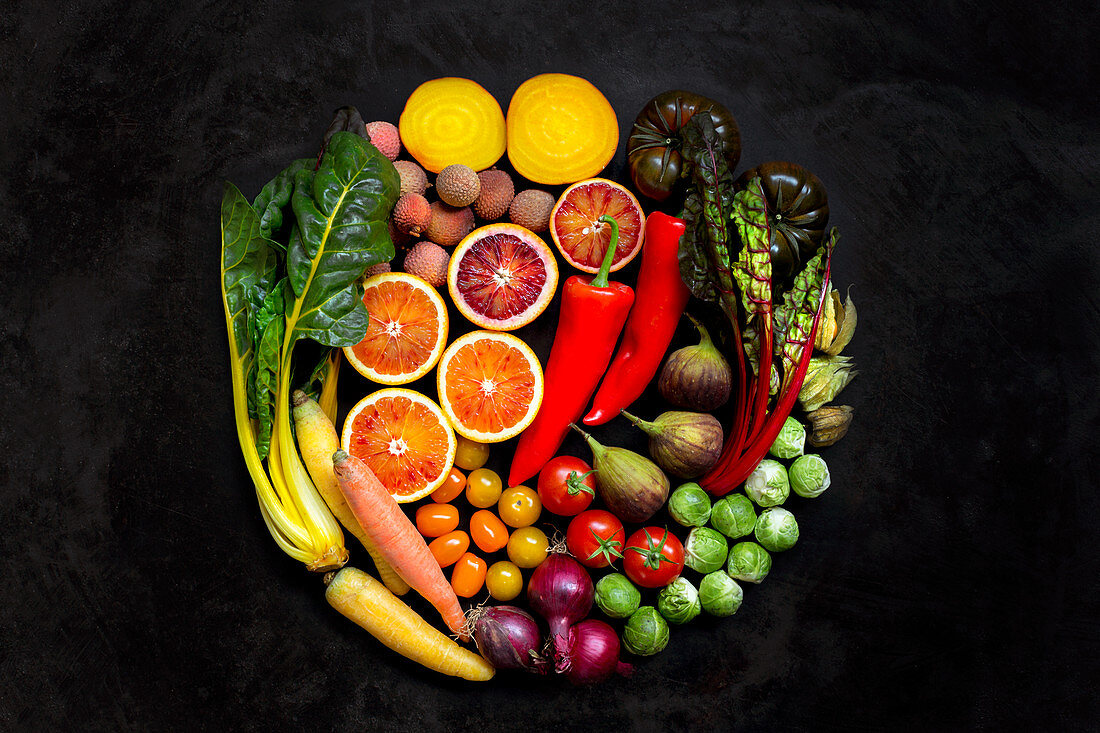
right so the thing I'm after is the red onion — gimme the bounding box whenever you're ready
[471,606,548,674]
[559,619,634,685]
[527,554,594,663]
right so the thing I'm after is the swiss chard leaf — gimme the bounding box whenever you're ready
[221,182,278,358]
[677,190,717,302]
[287,131,399,347]
[680,115,737,320]
[251,280,289,459]
[253,158,313,239]
[778,229,835,392]
[730,180,773,323]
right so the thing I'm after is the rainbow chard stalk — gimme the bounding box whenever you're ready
[678,113,836,496]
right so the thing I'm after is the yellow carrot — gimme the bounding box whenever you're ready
[326,567,494,681]
[292,390,411,596]
[332,449,469,639]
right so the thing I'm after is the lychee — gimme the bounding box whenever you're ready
[425,201,475,247]
[403,241,450,288]
[436,164,481,207]
[392,193,432,236]
[393,160,429,197]
[473,169,515,220]
[509,189,555,233]
[364,262,392,278]
[365,121,401,161]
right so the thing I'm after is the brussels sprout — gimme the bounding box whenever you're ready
[768,416,806,459]
[623,606,669,656]
[698,572,743,617]
[594,572,641,619]
[789,454,831,498]
[755,507,799,552]
[668,482,712,527]
[683,526,729,574]
[744,459,790,507]
[727,541,772,583]
[656,577,701,625]
[710,494,757,538]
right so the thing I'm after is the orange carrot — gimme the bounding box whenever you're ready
[293,390,411,596]
[332,449,468,638]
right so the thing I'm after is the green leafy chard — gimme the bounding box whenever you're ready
[777,229,833,393]
[253,158,313,238]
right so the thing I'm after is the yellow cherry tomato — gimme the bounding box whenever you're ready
[485,560,523,601]
[450,552,488,598]
[466,468,503,508]
[470,509,510,553]
[454,436,490,471]
[506,526,548,569]
[498,485,542,528]
[431,467,466,503]
[428,530,470,568]
[415,503,460,538]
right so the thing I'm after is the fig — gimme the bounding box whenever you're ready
[621,410,723,479]
[572,425,669,524]
[658,314,732,411]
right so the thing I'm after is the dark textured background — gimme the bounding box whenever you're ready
[2,0,1098,730]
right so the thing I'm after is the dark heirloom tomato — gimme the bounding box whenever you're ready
[736,161,830,283]
[627,91,742,202]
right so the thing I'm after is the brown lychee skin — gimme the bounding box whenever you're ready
[365,121,401,161]
[509,189,556,233]
[393,160,429,197]
[364,262,392,278]
[425,201,475,247]
[393,193,432,236]
[436,164,481,207]
[403,241,450,288]
[473,169,515,220]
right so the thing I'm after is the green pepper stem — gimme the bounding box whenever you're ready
[590,215,620,288]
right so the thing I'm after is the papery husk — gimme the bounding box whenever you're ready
[814,283,857,356]
[798,355,857,412]
[806,405,854,447]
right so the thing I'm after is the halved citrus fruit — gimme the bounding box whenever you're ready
[341,388,457,502]
[437,331,544,443]
[448,223,558,331]
[343,272,448,385]
[550,178,645,273]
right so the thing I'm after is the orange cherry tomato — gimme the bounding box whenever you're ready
[428,530,470,568]
[450,552,488,598]
[415,503,460,538]
[469,509,510,553]
[432,467,467,503]
[498,485,542,528]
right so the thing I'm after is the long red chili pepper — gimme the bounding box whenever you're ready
[508,216,635,486]
[583,212,690,426]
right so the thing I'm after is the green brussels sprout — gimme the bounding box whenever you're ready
[698,572,743,617]
[768,416,806,459]
[709,494,757,538]
[594,572,641,619]
[667,482,712,527]
[656,577,701,625]
[755,507,799,552]
[744,459,790,507]
[683,526,729,574]
[789,454,831,498]
[623,606,669,656]
[727,541,772,583]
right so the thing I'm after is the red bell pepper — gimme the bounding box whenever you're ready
[583,212,690,425]
[508,216,635,486]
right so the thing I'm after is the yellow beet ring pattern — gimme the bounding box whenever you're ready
[399,77,507,173]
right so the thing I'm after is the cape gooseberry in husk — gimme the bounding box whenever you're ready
[621,410,723,479]
[573,426,669,524]
[658,315,732,411]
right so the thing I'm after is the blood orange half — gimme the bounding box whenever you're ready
[343,273,448,385]
[341,388,457,502]
[437,331,544,443]
[448,223,558,331]
[550,178,645,273]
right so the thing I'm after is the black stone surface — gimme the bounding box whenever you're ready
[2,1,1097,730]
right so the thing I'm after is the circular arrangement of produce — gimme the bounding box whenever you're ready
[218,75,859,684]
